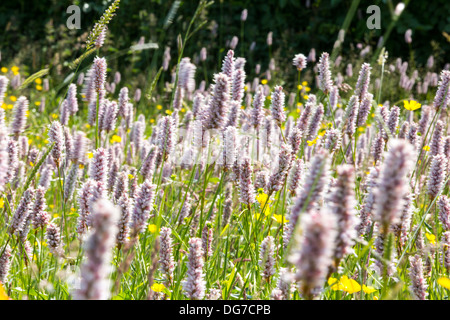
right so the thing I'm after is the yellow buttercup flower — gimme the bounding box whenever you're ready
[110,135,122,144]
[36,85,43,91]
[261,79,268,85]
[438,277,450,290]
[423,145,430,152]
[302,81,308,86]
[362,285,377,294]
[150,119,155,123]
[425,233,436,245]
[256,192,271,215]
[51,113,58,119]
[156,105,163,110]
[35,78,42,84]
[0,198,4,209]
[303,95,309,100]
[339,275,361,294]
[272,214,288,224]
[85,124,91,129]
[1,67,7,73]
[403,100,421,111]
[11,66,19,75]
[244,85,248,91]
[87,152,94,159]
[148,224,157,233]
[9,96,17,102]
[328,277,344,291]
[35,101,41,106]
[297,85,303,90]
[0,283,10,300]
[305,87,311,92]
[181,108,186,113]
[128,174,134,179]
[151,283,166,293]
[165,110,173,115]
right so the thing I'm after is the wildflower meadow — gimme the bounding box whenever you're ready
[0,0,450,303]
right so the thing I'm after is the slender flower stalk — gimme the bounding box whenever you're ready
[182,237,206,300]
[159,227,175,284]
[259,236,276,283]
[74,199,119,300]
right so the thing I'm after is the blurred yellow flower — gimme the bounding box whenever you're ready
[148,224,157,233]
[51,113,58,119]
[165,110,173,115]
[79,164,85,169]
[423,145,430,151]
[128,174,134,179]
[0,198,4,209]
[150,119,155,123]
[11,66,19,75]
[362,285,377,294]
[9,96,17,102]
[438,277,450,290]
[157,105,163,110]
[181,108,186,113]
[85,124,91,129]
[425,233,436,245]
[302,81,308,86]
[35,78,43,84]
[110,135,122,144]
[87,152,94,159]
[35,101,41,106]
[244,85,248,91]
[340,275,361,294]
[261,79,268,85]
[303,95,309,100]
[403,100,421,111]
[305,87,311,92]
[1,67,7,73]
[272,214,288,224]
[36,85,43,91]
[151,283,166,292]
[297,85,303,90]
[328,277,344,291]
[0,283,10,300]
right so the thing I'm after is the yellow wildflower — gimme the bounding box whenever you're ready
[9,96,17,102]
[29,162,34,167]
[362,285,377,294]
[297,85,303,90]
[272,214,288,224]
[157,105,163,110]
[11,66,19,75]
[110,135,122,144]
[240,105,245,110]
[244,85,248,91]
[35,78,42,84]
[79,164,85,169]
[305,87,311,92]
[51,113,58,119]
[1,67,7,73]
[181,108,186,113]
[0,198,4,209]
[165,110,173,115]
[438,277,450,290]
[87,152,94,159]
[303,95,309,100]
[328,277,344,291]
[35,101,41,106]
[150,119,155,123]
[425,233,436,245]
[339,275,361,294]
[53,213,59,218]
[403,100,421,111]
[0,283,11,300]
[85,124,91,129]
[261,79,268,85]
[423,145,430,152]
[128,174,134,179]
[148,224,157,233]
[302,81,308,86]
[151,283,166,292]
[36,85,43,91]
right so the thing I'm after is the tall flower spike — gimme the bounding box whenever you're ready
[203,73,231,131]
[307,104,324,141]
[427,154,447,199]
[296,101,313,132]
[250,85,266,129]
[293,53,307,70]
[0,245,12,283]
[357,93,373,127]
[433,70,450,109]
[387,106,400,136]
[89,148,109,185]
[31,186,49,230]
[408,254,428,300]
[183,237,206,300]
[291,209,336,299]
[46,222,64,256]
[344,96,360,137]
[329,165,358,269]
[317,52,333,94]
[130,180,157,234]
[74,199,119,300]
[159,227,175,284]
[259,236,276,282]
[10,96,29,136]
[266,144,293,194]
[221,50,235,81]
[285,150,330,246]
[116,193,132,246]
[67,83,78,115]
[0,76,9,105]
[239,157,256,205]
[48,121,64,166]
[356,166,380,236]
[92,56,107,92]
[374,139,415,233]
[430,120,444,156]
[354,63,372,102]
[231,68,246,105]
[288,158,304,197]
[9,188,35,235]
[270,85,286,126]
[438,195,450,231]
